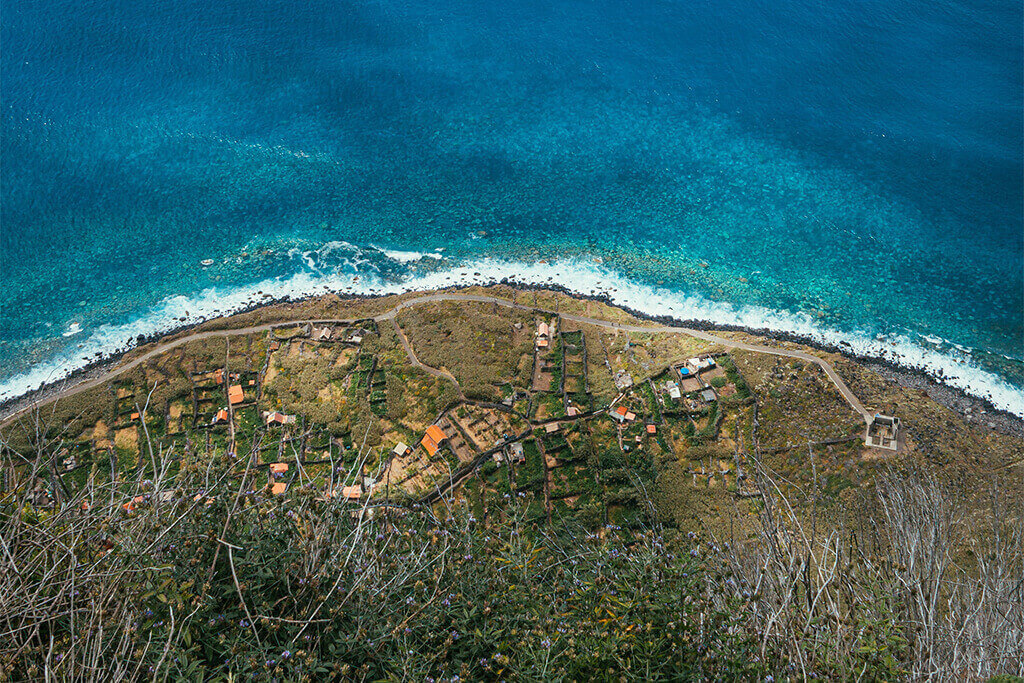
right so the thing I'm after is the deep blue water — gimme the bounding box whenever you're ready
[2,0,1022,411]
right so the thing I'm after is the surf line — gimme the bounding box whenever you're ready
[1,292,874,428]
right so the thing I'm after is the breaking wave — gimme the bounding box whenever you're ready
[2,247,1022,418]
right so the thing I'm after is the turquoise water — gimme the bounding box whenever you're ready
[2,0,1022,413]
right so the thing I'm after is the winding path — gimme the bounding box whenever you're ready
[388,318,463,398]
[383,294,871,422]
[0,292,873,427]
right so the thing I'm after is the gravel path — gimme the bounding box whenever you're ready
[1,293,874,427]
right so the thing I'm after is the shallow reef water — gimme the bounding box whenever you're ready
[1,0,1021,412]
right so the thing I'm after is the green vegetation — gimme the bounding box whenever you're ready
[397,302,533,400]
[2,287,1022,681]
[718,354,751,400]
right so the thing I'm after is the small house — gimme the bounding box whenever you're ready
[688,356,716,371]
[536,322,551,348]
[646,424,657,435]
[311,326,333,342]
[865,414,901,451]
[510,441,525,463]
[421,425,447,457]
[212,408,229,425]
[266,411,295,426]
[426,425,446,443]
[544,422,560,434]
[611,405,629,423]
[393,442,409,457]
[228,384,245,405]
[613,371,634,390]
[700,389,717,403]
[122,495,146,512]
[271,482,288,496]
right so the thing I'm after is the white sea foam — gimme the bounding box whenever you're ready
[62,322,83,338]
[370,245,444,263]
[3,255,1022,418]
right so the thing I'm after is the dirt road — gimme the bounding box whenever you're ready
[1,292,873,427]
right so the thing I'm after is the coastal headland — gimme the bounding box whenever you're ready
[2,284,1021,679]
[3,284,1021,439]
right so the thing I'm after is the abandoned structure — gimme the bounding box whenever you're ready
[865,414,901,451]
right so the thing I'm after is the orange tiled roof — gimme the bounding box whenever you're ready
[426,425,446,444]
[615,405,628,416]
[228,385,244,405]
[421,435,439,457]
[646,424,657,434]
[270,463,288,474]
[271,482,287,495]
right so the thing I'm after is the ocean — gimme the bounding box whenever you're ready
[2,0,1022,414]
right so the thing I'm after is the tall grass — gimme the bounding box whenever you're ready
[2,404,1021,681]
[708,452,1024,680]
[1,409,762,681]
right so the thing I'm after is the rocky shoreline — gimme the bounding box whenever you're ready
[3,282,1022,441]
[507,280,1024,440]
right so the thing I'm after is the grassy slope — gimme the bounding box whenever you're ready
[2,286,1021,680]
